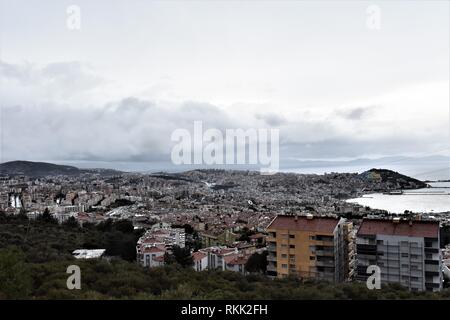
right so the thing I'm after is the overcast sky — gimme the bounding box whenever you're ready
[0,0,448,171]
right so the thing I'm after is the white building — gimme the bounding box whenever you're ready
[73,249,105,259]
[141,245,166,268]
[192,251,208,271]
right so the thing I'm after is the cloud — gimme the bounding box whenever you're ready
[335,106,375,120]
[0,60,105,106]
[255,113,287,126]
[1,60,448,168]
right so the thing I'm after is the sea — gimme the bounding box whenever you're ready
[346,182,450,214]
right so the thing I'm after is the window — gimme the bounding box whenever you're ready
[310,256,315,260]
[281,254,287,259]
[309,236,316,240]
[377,240,383,245]
[289,264,296,269]
[411,254,419,259]
[289,245,295,249]
[289,234,295,239]
[401,253,409,258]
[281,244,288,248]
[425,241,434,248]
[281,264,288,269]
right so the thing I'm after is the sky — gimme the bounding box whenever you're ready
[0,0,449,174]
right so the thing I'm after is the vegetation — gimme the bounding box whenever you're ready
[0,212,143,263]
[1,212,450,300]
[164,245,194,267]
[245,251,268,274]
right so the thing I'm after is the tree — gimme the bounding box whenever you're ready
[164,246,193,267]
[39,208,56,224]
[0,247,32,299]
[245,251,268,273]
[63,216,79,229]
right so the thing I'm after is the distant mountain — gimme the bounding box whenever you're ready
[359,168,428,190]
[0,161,123,177]
[0,161,81,177]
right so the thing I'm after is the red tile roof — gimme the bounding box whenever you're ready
[357,219,439,238]
[153,255,165,262]
[192,251,207,261]
[227,254,250,265]
[267,215,339,233]
[142,246,166,254]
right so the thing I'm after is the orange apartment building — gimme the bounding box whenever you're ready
[266,214,354,282]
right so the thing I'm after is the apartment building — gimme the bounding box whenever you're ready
[266,214,348,282]
[356,218,442,292]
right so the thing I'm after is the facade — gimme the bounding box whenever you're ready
[200,229,238,247]
[192,251,208,271]
[199,246,239,271]
[356,218,442,292]
[266,214,348,282]
[140,246,166,268]
[224,253,251,275]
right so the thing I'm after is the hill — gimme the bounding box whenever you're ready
[0,161,123,177]
[0,161,81,177]
[359,168,428,190]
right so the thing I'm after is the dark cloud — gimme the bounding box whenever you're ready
[255,113,287,126]
[335,106,375,120]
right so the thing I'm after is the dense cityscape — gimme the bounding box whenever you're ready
[1,161,450,298]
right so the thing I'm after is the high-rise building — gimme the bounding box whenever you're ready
[266,214,349,282]
[356,218,442,292]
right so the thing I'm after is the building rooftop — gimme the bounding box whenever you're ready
[357,219,439,238]
[266,215,340,233]
[72,249,106,259]
[192,251,207,261]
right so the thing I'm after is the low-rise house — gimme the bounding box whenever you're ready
[141,245,166,268]
[200,229,238,247]
[224,253,252,275]
[198,246,238,271]
[192,251,208,271]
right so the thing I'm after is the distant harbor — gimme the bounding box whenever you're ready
[346,182,450,214]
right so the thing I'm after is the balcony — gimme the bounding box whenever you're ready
[267,264,277,272]
[316,250,334,257]
[316,260,335,267]
[267,254,277,262]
